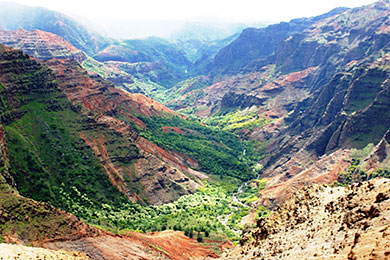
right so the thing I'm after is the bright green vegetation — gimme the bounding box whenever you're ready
[0,153,88,244]
[159,76,211,106]
[0,59,133,219]
[81,57,117,78]
[256,205,271,219]
[5,97,132,211]
[236,179,267,205]
[0,48,267,244]
[337,143,389,185]
[204,110,271,132]
[225,179,268,231]
[58,177,247,242]
[5,94,261,242]
[124,77,167,98]
[351,143,374,160]
[138,115,263,180]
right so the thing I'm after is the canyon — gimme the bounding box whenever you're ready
[0,1,389,259]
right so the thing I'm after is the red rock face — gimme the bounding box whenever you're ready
[169,66,316,124]
[0,29,87,62]
[45,58,206,205]
[259,149,351,207]
[161,126,188,135]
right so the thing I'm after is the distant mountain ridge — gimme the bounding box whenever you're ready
[201,7,349,76]
[0,2,110,56]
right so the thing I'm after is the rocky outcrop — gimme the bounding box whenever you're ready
[261,47,390,195]
[222,178,390,259]
[169,66,317,120]
[0,244,91,260]
[0,29,87,62]
[247,2,390,203]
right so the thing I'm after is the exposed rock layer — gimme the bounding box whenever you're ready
[222,178,390,260]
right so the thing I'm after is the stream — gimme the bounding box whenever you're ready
[217,182,248,235]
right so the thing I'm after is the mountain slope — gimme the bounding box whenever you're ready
[0,122,215,260]
[0,3,194,93]
[202,7,348,76]
[0,2,109,56]
[94,37,193,92]
[166,1,390,207]
[0,28,87,62]
[222,178,390,259]
[0,42,207,207]
[0,28,137,92]
[0,41,260,247]
[256,1,390,204]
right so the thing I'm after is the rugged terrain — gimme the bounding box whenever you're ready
[0,1,390,260]
[0,43,206,207]
[0,244,90,260]
[257,1,390,204]
[0,45,220,259]
[222,178,390,259]
[168,1,390,207]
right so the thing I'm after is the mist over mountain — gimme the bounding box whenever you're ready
[0,1,389,259]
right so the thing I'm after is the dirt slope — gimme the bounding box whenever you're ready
[0,244,90,260]
[46,231,218,260]
[221,178,390,259]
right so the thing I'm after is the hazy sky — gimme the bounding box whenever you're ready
[4,0,379,38]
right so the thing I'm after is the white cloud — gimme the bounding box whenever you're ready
[3,0,378,38]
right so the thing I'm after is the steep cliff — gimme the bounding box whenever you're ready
[202,7,347,77]
[259,21,390,204]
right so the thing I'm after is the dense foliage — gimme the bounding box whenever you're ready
[0,48,267,246]
[139,115,263,180]
[204,110,270,132]
[57,177,252,242]
[5,98,132,210]
[0,64,133,216]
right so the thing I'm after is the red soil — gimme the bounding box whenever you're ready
[161,126,187,135]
